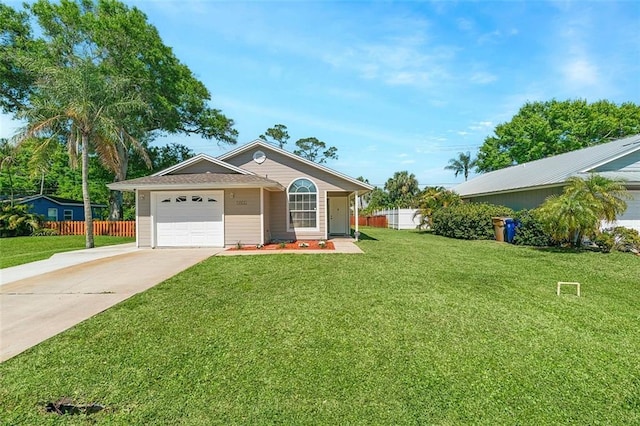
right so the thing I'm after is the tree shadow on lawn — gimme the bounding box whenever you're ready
[353,230,378,241]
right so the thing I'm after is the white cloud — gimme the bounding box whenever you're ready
[216,95,406,147]
[457,18,474,32]
[468,121,494,131]
[470,71,497,85]
[478,30,503,45]
[562,58,598,87]
[321,24,455,89]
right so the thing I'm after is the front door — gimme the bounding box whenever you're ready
[329,197,348,235]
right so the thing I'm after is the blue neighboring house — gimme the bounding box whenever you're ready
[11,195,105,221]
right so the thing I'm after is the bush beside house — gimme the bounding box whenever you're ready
[430,201,638,256]
[512,209,553,247]
[432,203,514,240]
[0,204,43,237]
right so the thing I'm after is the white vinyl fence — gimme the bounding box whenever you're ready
[375,209,422,230]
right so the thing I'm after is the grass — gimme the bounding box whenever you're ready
[0,227,638,424]
[0,235,135,269]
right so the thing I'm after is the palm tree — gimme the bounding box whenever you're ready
[16,60,144,248]
[538,192,599,246]
[414,186,461,228]
[384,171,420,208]
[0,139,17,205]
[564,174,629,223]
[537,174,629,246]
[445,151,477,181]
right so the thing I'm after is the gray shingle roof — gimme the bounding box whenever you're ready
[454,134,640,196]
[108,173,284,191]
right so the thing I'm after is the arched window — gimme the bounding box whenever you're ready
[288,178,318,229]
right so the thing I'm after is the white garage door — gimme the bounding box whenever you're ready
[155,191,224,247]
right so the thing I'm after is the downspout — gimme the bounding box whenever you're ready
[354,190,360,241]
[260,188,265,245]
[135,189,140,248]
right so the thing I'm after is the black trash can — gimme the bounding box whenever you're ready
[504,218,516,243]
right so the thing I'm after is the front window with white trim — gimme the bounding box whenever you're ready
[288,178,318,229]
[47,208,58,221]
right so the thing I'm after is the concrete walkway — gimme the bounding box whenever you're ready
[0,247,222,361]
[0,239,362,362]
[1,243,140,286]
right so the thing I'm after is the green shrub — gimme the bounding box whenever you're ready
[0,204,44,237]
[512,209,554,247]
[31,228,60,237]
[432,202,514,240]
[592,227,640,254]
[593,232,615,253]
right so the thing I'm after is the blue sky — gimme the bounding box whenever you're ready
[1,1,639,188]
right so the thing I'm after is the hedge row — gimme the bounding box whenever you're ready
[431,203,639,252]
[432,203,514,240]
[512,209,554,247]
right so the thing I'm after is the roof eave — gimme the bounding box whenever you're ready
[108,182,285,192]
[580,143,640,173]
[152,153,253,177]
[457,182,566,198]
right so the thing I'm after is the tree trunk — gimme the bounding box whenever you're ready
[81,133,94,248]
[108,190,123,220]
[108,137,128,220]
[8,167,14,206]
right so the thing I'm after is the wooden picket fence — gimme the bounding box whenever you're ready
[44,221,136,237]
[350,215,388,228]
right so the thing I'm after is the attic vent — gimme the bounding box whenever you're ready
[253,150,266,164]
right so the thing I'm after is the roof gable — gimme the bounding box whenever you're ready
[219,139,374,191]
[454,134,640,197]
[152,153,252,177]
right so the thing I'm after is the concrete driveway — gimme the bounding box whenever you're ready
[0,246,222,362]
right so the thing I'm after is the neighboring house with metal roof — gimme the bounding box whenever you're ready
[109,139,374,248]
[6,195,105,221]
[453,134,640,231]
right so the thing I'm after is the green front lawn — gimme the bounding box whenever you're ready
[0,235,135,269]
[1,228,638,424]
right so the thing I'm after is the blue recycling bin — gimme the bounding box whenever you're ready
[504,218,516,243]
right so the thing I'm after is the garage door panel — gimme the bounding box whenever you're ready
[154,191,224,247]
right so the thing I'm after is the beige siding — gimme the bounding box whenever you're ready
[224,188,261,245]
[225,147,363,191]
[263,190,271,242]
[266,191,326,241]
[137,190,152,247]
[176,161,240,175]
[268,191,292,240]
[467,187,562,210]
[224,147,363,240]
